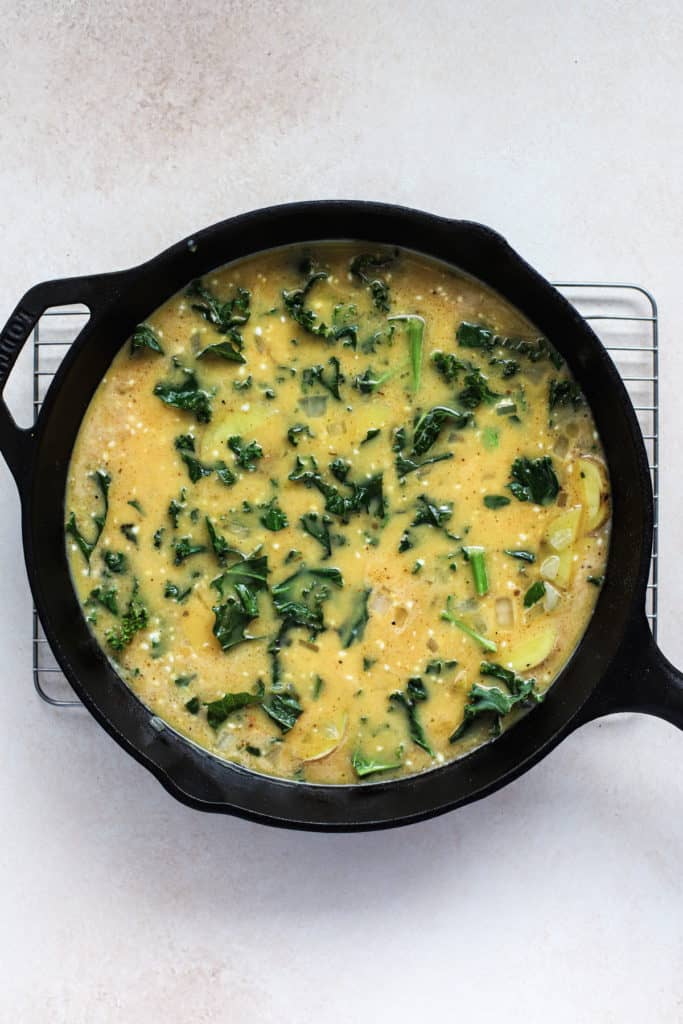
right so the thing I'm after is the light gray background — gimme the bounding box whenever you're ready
[0,2,681,1020]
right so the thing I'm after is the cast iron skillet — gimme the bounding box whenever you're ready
[0,201,681,831]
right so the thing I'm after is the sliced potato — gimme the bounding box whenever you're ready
[291,713,348,763]
[579,457,609,531]
[545,505,582,551]
[553,547,575,588]
[506,625,557,671]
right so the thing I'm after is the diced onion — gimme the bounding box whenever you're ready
[543,582,561,612]
[540,555,560,580]
[495,597,514,628]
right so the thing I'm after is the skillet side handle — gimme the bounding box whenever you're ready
[572,614,683,731]
[0,275,122,488]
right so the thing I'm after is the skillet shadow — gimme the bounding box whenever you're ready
[40,709,681,922]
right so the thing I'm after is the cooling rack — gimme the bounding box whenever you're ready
[30,283,659,707]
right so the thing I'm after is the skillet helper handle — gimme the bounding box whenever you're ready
[0,275,119,485]
[574,614,683,730]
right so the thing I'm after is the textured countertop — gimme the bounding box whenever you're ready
[0,2,681,1020]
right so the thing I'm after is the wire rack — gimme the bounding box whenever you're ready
[30,283,659,707]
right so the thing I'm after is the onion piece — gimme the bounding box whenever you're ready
[540,555,560,581]
[543,582,561,612]
[495,597,514,629]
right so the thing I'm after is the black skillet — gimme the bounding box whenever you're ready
[0,201,681,831]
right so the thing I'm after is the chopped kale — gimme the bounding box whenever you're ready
[106,580,148,651]
[457,321,562,368]
[65,468,110,564]
[352,366,392,394]
[508,456,560,505]
[228,435,263,471]
[103,550,127,574]
[174,674,196,687]
[164,580,192,603]
[172,536,207,565]
[174,434,213,483]
[212,600,260,653]
[130,323,164,355]
[396,451,453,478]
[205,683,265,729]
[489,356,519,378]
[338,587,372,648]
[549,378,584,410]
[412,405,472,456]
[389,677,435,756]
[483,495,511,509]
[351,751,402,778]
[431,351,471,384]
[412,494,452,529]
[211,555,269,597]
[425,658,458,675]
[349,252,393,312]
[153,367,212,423]
[288,456,385,522]
[215,461,237,486]
[302,357,344,401]
[197,340,246,364]
[120,523,138,546]
[450,661,543,741]
[233,375,253,391]
[282,269,333,337]
[301,512,332,559]
[287,423,314,447]
[88,586,118,616]
[259,497,288,532]
[262,690,303,732]
[360,428,381,445]
[185,696,201,715]
[504,548,536,563]
[457,368,500,409]
[329,458,351,483]
[187,278,250,356]
[587,574,605,586]
[524,580,546,607]
[271,566,343,641]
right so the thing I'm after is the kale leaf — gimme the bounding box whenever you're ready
[549,378,584,410]
[302,357,344,401]
[389,677,435,756]
[228,435,263,471]
[412,406,472,456]
[349,253,393,313]
[508,456,560,505]
[130,323,164,356]
[338,587,372,648]
[65,468,111,564]
[174,434,213,483]
[260,498,288,532]
[153,367,212,423]
[106,580,148,651]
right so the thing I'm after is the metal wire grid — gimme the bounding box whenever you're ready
[30,284,660,707]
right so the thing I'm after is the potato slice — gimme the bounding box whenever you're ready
[545,505,582,551]
[553,547,575,588]
[506,625,557,671]
[579,457,609,531]
[291,713,348,763]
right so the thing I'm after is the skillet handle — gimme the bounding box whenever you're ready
[0,274,122,486]
[572,614,683,730]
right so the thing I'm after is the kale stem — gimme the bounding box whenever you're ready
[388,315,425,393]
[463,545,489,596]
[441,596,497,652]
